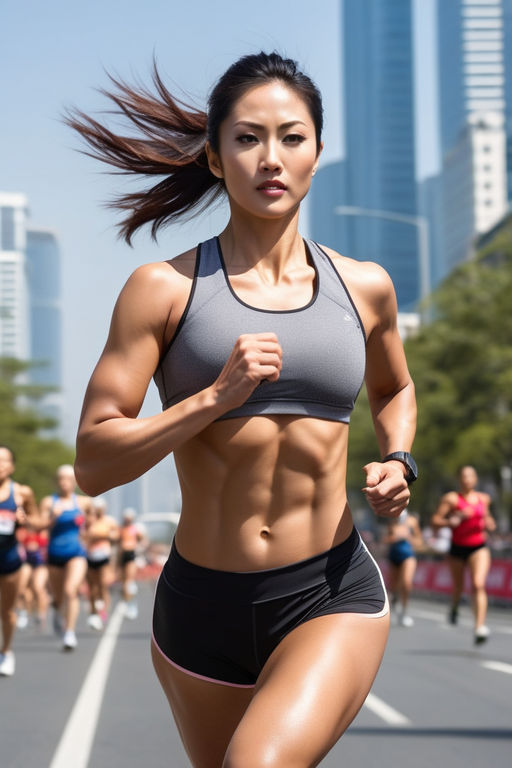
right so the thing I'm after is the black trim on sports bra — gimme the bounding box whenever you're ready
[215,237,320,315]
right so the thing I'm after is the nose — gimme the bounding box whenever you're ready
[259,140,282,173]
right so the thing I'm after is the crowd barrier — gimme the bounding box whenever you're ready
[379,557,512,602]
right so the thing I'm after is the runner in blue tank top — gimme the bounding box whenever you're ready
[0,446,39,676]
[40,465,91,651]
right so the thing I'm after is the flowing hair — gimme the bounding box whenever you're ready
[65,52,323,244]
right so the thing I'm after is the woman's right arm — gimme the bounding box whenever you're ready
[431,493,457,530]
[75,261,281,496]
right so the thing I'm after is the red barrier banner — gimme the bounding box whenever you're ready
[379,558,512,601]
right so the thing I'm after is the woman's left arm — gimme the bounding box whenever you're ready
[482,493,497,532]
[355,262,416,518]
[321,249,417,519]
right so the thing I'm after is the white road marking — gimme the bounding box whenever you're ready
[49,602,125,768]
[410,607,512,635]
[364,692,411,726]
[482,660,512,675]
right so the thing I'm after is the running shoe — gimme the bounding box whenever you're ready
[0,651,15,676]
[474,625,490,645]
[62,630,78,651]
[398,613,414,628]
[87,613,104,631]
[124,601,138,620]
[16,610,29,629]
[448,606,459,625]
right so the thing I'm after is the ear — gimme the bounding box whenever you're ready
[205,141,224,180]
[312,141,324,176]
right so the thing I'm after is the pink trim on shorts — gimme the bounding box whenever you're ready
[151,631,256,689]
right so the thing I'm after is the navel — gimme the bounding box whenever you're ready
[260,526,271,539]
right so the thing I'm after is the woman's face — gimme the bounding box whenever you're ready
[459,466,478,491]
[207,81,322,220]
[0,448,14,483]
[57,469,75,494]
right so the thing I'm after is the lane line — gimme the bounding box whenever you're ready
[364,692,411,726]
[411,608,512,635]
[49,602,125,768]
[482,660,512,675]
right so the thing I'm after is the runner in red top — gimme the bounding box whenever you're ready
[432,466,496,644]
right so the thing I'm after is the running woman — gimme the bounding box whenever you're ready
[118,508,147,619]
[15,524,49,629]
[432,465,496,644]
[384,509,423,627]
[84,497,119,630]
[69,52,417,766]
[0,446,38,676]
[40,465,91,650]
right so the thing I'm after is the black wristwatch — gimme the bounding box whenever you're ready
[382,451,418,485]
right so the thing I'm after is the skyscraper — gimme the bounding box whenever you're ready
[309,0,419,310]
[26,228,63,425]
[342,0,419,309]
[439,0,506,159]
[0,193,29,360]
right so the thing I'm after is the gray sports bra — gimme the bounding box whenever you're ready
[154,236,366,423]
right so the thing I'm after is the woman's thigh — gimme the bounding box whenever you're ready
[225,611,390,768]
[401,556,417,588]
[64,557,87,594]
[151,640,253,768]
[468,547,491,589]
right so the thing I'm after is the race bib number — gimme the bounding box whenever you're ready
[0,512,15,535]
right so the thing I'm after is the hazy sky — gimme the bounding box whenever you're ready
[1,0,438,510]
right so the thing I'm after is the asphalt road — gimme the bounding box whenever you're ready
[1,582,511,768]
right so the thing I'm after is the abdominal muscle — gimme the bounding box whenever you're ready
[173,415,354,571]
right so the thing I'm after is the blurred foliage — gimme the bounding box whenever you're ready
[348,221,512,525]
[0,357,74,500]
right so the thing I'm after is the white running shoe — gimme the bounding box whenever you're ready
[17,610,29,629]
[0,651,16,676]
[474,625,490,645]
[399,613,415,628]
[124,601,138,620]
[126,580,138,597]
[62,630,78,651]
[87,613,104,631]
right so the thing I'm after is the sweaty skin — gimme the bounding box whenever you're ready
[75,239,415,572]
[74,79,416,767]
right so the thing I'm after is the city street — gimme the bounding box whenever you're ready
[1,582,511,768]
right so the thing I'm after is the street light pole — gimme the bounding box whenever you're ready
[334,205,431,307]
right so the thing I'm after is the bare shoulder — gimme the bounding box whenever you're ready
[122,247,197,305]
[111,246,198,341]
[16,483,34,502]
[317,243,397,328]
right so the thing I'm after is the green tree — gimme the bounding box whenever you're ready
[347,222,512,526]
[0,357,74,500]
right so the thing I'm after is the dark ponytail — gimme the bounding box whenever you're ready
[66,52,323,244]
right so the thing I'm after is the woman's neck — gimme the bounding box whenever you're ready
[219,210,305,282]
